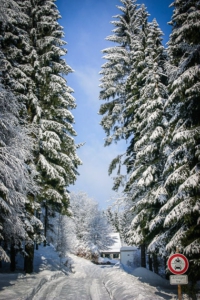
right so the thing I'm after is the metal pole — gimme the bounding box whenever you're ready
[176,247,182,300]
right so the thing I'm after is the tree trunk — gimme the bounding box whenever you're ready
[0,241,2,268]
[10,243,16,272]
[148,254,153,271]
[164,256,169,279]
[24,243,34,273]
[44,204,48,247]
[153,253,159,274]
[141,244,146,268]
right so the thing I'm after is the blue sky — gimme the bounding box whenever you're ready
[56,0,173,208]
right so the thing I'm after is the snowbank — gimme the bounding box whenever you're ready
[0,245,70,299]
[0,271,64,300]
[102,266,174,300]
[131,267,171,287]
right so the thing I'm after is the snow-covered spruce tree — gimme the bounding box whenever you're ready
[0,0,32,104]
[157,0,200,283]
[0,1,43,272]
[99,1,168,269]
[103,1,151,266]
[124,19,168,271]
[0,0,20,24]
[99,0,141,190]
[0,84,42,269]
[0,85,24,264]
[14,0,81,250]
[25,0,82,242]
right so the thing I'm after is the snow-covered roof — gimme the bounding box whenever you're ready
[120,246,137,251]
[100,233,121,253]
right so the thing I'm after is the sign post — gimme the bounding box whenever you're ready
[167,247,189,300]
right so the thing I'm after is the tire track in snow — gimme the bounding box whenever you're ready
[32,276,67,300]
[90,278,111,300]
[32,263,112,300]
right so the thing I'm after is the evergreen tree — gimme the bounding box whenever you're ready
[99,1,168,268]
[0,85,29,263]
[26,0,82,223]
[99,0,141,190]
[0,0,81,272]
[7,0,82,249]
[158,0,200,282]
[0,0,31,103]
[0,0,42,271]
[99,0,139,143]
[125,19,168,259]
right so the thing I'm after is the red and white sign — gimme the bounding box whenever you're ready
[167,253,189,275]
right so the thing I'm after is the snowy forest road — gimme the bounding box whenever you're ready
[32,258,112,300]
[32,276,111,300]
[31,254,172,300]
[0,251,176,300]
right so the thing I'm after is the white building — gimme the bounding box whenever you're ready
[120,246,138,267]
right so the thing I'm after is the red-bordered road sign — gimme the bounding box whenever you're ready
[167,253,189,275]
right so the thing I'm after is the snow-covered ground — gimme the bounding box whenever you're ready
[0,244,196,299]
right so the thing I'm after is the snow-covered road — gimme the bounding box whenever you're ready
[31,253,175,300]
[32,276,111,300]
[33,259,111,300]
[0,245,180,299]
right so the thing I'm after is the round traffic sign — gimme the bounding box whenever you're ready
[167,253,189,275]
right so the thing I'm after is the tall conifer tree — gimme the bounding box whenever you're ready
[99,0,141,190]
[0,0,81,271]
[0,0,42,271]
[27,0,81,217]
[158,0,200,281]
[125,19,168,258]
[99,1,168,268]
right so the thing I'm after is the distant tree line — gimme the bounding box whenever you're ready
[0,0,81,273]
[50,192,113,262]
[100,0,200,287]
